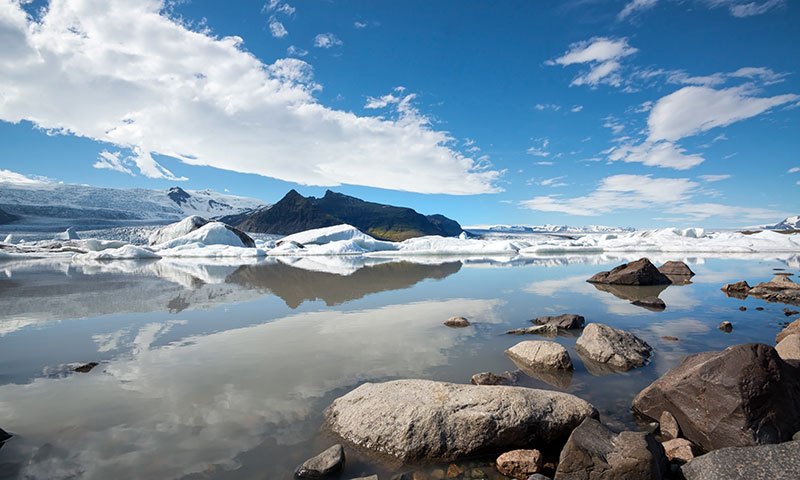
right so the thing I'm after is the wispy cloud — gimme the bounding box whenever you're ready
[0,169,52,185]
[535,103,561,111]
[548,37,637,88]
[618,0,659,20]
[93,151,136,176]
[699,174,732,182]
[313,32,343,48]
[607,142,705,170]
[286,45,308,57]
[0,1,499,194]
[527,138,551,157]
[354,21,368,28]
[571,105,583,112]
[269,20,288,38]
[618,1,785,20]
[788,167,800,174]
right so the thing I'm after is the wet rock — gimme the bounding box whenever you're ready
[390,474,412,480]
[720,280,750,299]
[444,317,471,328]
[506,341,573,371]
[471,371,517,386]
[631,296,666,311]
[784,309,799,316]
[658,261,695,277]
[505,325,557,336]
[295,444,345,478]
[446,464,463,478]
[0,427,11,445]
[508,359,573,389]
[660,410,680,441]
[748,275,800,306]
[776,318,800,343]
[662,336,679,341]
[632,343,800,451]
[574,323,651,373]
[553,417,667,480]
[756,307,764,311]
[496,449,543,479]
[73,362,99,373]
[662,438,694,463]
[350,476,379,480]
[587,258,672,286]
[323,379,597,462]
[718,321,732,332]
[527,476,551,480]
[530,314,585,329]
[776,333,800,361]
[681,440,800,480]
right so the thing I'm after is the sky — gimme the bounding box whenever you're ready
[0,0,798,228]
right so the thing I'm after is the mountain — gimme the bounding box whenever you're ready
[764,215,800,231]
[466,224,635,234]
[0,182,266,228]
[0,207,19,225]
[228,189,463,241]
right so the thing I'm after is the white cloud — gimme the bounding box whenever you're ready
[788,167,800,174]
[719,0,785,17]
[534,103,560,111]
[527,138,550,157]
[93,151,135,176]
[647,86,799,142]
[286,45,307,56]
[699,174,732,182]
[521,174,780,221]
[263,1,294,15]
[571,105,583,112]
[618,0,659,20]
[0,1,499,195]
[535,161,554,166]
[607,141,705,170]
[0,169,51,185]
[354,21,367,28]
[550,37,637,88]
[539,175,568,187]
[269,20,288,38]
[313,32,342,48]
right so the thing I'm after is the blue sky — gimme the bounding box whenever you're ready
[0,0,798,228]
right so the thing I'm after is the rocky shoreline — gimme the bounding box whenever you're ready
[287,258,800,480]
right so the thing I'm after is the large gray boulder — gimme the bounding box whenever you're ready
[632,343,800,451]
[587,258,671,286]
[323,379,597,462]
[531,314,585,329]
[574,323,652,374]
[553,417,667,480]
[506,341,573,371]
[681,440,800,480]
[776,318,800,343]
[776,333,800,361]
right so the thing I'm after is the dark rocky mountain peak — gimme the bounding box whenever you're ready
[167,186,191,206]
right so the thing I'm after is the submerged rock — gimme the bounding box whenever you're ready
[553,417,667,480]
[587,258,671,286]
[530,314,585,329]
[323,379,597,462]
[471,371,518,386]
[720,280,750,299]
[681,440,800,480]
[631,296,666,311]
[574,323,651,373]
[496,449,543,479]
[295,444,345,478]
[505,324,557,336]
[73,362,99,373]
[505,341,573,371]
[718,321,732,332]
[444,316,470,328]
[658,261,695,277]
[632,343,800,451]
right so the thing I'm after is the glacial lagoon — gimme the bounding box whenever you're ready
[0,253,797,479]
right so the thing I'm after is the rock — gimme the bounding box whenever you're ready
[794,431,800,441]
[631,296,666,311]
[662,336,679,341]
[681,440,800,480]
[662,438,694,463]
[632,343,800,451]
[505,325,557,336]
[295,444,345,478]
[720,280,750,299]
[553,417,667,480]
[323,379,598,462]
[471,371,517,386]
[776,318,800,343]
[574,323,652,373]
[444,317,470,328]
[660,410,680,441]
[785,309,799,316]
[446,463,463,478]
[391,474,412,480]
[587,258,672,286]
[748,275,800,306]
[0,427,11,444]
[496,449,543,479]
[73,362,99,373]
[350,476,378,480]
[527,476,551,480]
[530,314,585,329]
[658,261,695,277]
[718,321,732,332]
[738,306,747,311]
[506,341,573,371]
[756,306,764,310]
[776,333,800,361]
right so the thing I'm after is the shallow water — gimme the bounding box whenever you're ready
[0,253,797,479]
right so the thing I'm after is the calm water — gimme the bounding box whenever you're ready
[0,253,797,479]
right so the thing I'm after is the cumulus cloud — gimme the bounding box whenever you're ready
[647,86,799,142]
[521,174,780,221]
[313,32,342,48]
[269,20,288,38]
[0,169,51,185]
[549,37,637,88]
[618,0,659,20]
[607,141,705,170]
[0,1,499,194]
[286,45,307,57]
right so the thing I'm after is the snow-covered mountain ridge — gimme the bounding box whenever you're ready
[465,224,636,234]
[0,182,267,228]
[765,216,800,230]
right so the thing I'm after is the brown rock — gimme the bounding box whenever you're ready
[505,324,558,336]
[632,343,800,451]
[776,333,800,361]
[721,280,750,299]
[588,258,672,286]
[470,371,517,386]
[446,463,463,478]
[718,321,732,332]
[662,438,694,463]
[660,410,680,440]
[496,449,543,479]
[749,275,800,305]
[444,317,470,328]
[658,261,695,276]
[632,296,667,311]
[73,362,99,373]
[776,318,800,343]
[662,336,679,341]
[739,306,747,311]
[530,314,585,329]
